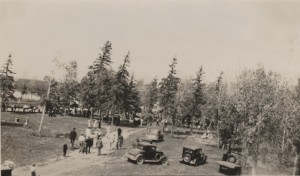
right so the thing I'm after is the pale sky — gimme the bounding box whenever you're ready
[0,0,299,84]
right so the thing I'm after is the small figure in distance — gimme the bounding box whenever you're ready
[63,143,68,157]
[96,136,103,156]
[31,164,36,176]
[70,128,77,148]
[24,117,29,128]
[14,117,19,124]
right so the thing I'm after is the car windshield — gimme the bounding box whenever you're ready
[137,145,144,150]
[151,130,160,134]
[145,146,156,151]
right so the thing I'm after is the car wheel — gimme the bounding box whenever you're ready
[155,153,161,161]
[136,156,144,165]
[228,156,236,163]
[235,167,241,175]
[219,166,223,172]
[194,160,199,166]
[183,154,192,163]
[161,157,168,165]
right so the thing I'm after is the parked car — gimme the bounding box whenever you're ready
[217,151,249,175]
[180,145,207,166]
[126,143,168,165]
[146,129,164,142]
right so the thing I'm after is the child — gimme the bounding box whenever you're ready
[63,143,68,157]
[24,117,29,128]
[31,164,36,176]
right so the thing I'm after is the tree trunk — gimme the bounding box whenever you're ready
[251,143,259,176]
[293,146,300,176]
[171,118,174,137]
[38,81,51,134]
[251,153,258,176]
[282,127,286,152]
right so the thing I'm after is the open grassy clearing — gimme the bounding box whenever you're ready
[1,112,106,167]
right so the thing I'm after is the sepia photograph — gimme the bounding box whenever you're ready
[1,0,300,175]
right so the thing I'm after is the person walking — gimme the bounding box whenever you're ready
[96,136,103,156]
[94,128,102,148]
[31,164,36,176]
[118,135,124,149]
[70,128,77,148]
[63,143,68,157]
[78,133,86,153]
[117,127,122,137]
[86,137,93,154]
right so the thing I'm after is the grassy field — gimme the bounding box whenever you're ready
[1,112,105,167]
[1,112,293,175]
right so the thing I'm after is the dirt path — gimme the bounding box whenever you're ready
[12,127,145,176]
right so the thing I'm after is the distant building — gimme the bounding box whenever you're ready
[13,91,40,101]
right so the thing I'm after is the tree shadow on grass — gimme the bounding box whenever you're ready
[1,121,23,128]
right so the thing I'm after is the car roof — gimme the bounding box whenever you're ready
[183,145,202,150]
[138,142,157,147]
[151,129,161,133]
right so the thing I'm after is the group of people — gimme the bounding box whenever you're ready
[78,134,94,154]
[67,124,106,157]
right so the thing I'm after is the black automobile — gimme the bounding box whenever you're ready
[180,146,207,166]
[146,129,164,142]
[126,143,168,165]
[217,151,250,175]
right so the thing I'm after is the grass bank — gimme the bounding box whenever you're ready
[1,112,105,167]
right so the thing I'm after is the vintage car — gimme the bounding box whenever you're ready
[146,129,164,142]
[126,143,168,165]
[180,145,207,166]
[217,151,249,175]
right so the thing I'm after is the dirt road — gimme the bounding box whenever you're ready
[12,127,145,176]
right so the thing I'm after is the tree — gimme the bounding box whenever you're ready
[190,66,206,132]
[234,67,281,175]
[21,83,28,100]
[111,52,130,119]
[175,78,194,127]
[80,41,114,116]
[144,77,159,113]
[159,57,180,136]
[126,75,141,115]
[0,54,16,109]
[285,79,300,175]
[59,61,80,107]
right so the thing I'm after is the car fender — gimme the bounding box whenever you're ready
[158,154,167,161]
[133,154,144,160]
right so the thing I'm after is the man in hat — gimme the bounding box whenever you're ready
[117,127,122,137]
[85,137,93,154]
[70,128,77,148]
